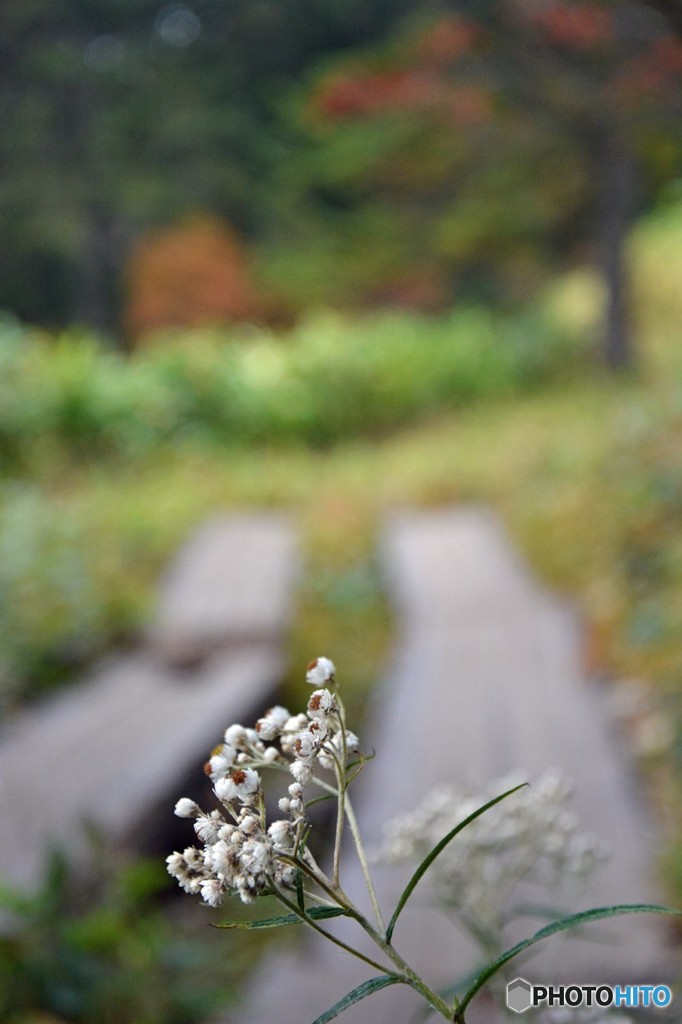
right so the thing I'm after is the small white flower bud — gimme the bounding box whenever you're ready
[194,811,222,844]
[264,705,291,728]
[255,717,279,740]
[283,714,307,733]
[290,760,312,785]
[224,724,247,747]
[238,809,260,835]
[293,730,318,761]
[268,820,293,849]
[306,657,336,686]
[263,746,279,763]
[200,878,225,907]
[215,767,259,804]
[174,798,199,818]
[215,776,237,803]
[307,688,336,719]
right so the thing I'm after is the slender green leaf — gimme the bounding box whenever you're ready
[216,906,347,930]
[305,792,336,809]
[311,975,403,1024]
[456,903,682,1020]
[507,902,571,922]
[386,784,527,942]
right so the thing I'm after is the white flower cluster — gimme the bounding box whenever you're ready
[167,657,360,906]
[373,769,610,936]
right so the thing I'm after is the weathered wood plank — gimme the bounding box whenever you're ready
[0,515,296,892]
[149,514,298,666]
[233,508,673,1024]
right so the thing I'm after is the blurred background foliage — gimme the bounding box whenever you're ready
[0,0,680,360]
[0,848,267,1024]
[1,0,682,1018]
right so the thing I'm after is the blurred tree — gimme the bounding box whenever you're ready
[269,0,682,368]
[0,0,414,337]
[125,217,279,340]
[1,0,680,353]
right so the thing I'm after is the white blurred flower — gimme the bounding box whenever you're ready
[373,769,609,938]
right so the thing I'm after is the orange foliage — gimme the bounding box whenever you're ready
[125,218,272,342]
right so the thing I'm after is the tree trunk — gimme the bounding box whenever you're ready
[73,206,126,343]
[595,131,637,373]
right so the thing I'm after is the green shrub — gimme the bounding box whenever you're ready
[0,851,247,1024]
[0,304,589,470]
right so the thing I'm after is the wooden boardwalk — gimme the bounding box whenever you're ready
[0,515,297,891]
[233,508,674,1024]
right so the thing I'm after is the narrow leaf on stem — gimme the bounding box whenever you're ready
[456,903,682,1020]
[215,906,347,930]
[311,975,403,1024]
[386,783,527,942]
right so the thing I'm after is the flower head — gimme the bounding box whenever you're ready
[307,688,337,719]
[306,657,336,686]
[167,656,363,910]
[215,767,260,805]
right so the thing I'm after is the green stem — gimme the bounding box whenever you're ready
[344,794,385,933]
[353,917,455,1020]
[272,886,397,979]
[280,856,454,1020]
[331,748,345,888]
[331,699,350,888]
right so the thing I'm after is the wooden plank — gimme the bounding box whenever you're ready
[149,514,298,666]
[233,508,674,1024]
[0,515,296,892]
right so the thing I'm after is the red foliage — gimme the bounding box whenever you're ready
[312,67,447,121]
[124,218,274,342]
[529,2,613,49]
